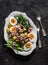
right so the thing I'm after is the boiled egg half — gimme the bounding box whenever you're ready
[24,42,32,51]
[9,17,17,25]
[10,26,17,32]
[28,32,34,42]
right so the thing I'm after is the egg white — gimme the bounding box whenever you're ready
[28,32,35,42]
[9,17,17,25]
[24,42,32,51]
[10,26,17,32]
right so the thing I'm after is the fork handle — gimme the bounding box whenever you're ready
[42,28,46,36]
[39,20,46,36]
[38,39,42,48]
[38,31,42,48]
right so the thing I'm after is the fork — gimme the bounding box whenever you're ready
[37,28,42,48]
[37,16,46,36]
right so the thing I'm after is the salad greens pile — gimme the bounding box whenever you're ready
[14,14,31,30]
[4,39,24,51]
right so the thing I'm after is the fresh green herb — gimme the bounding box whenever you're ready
[4,44,12,48]
[4,39,12,48]
[17,47,24,51]
[13,43,24,51]
[7,39,12,44]
[13,43,20,47]
[14,14,31,29]
[4,39,24,51]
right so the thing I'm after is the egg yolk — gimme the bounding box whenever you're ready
[11,19,16,23]
[25,43,31,48]
[28,33,34,39]
[12,27,16,32]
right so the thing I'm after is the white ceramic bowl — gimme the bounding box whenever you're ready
[4,11,37,56]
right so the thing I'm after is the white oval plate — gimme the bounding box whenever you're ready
[4,11,37,56]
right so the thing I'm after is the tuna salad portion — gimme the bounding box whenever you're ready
[5,14,35,51]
